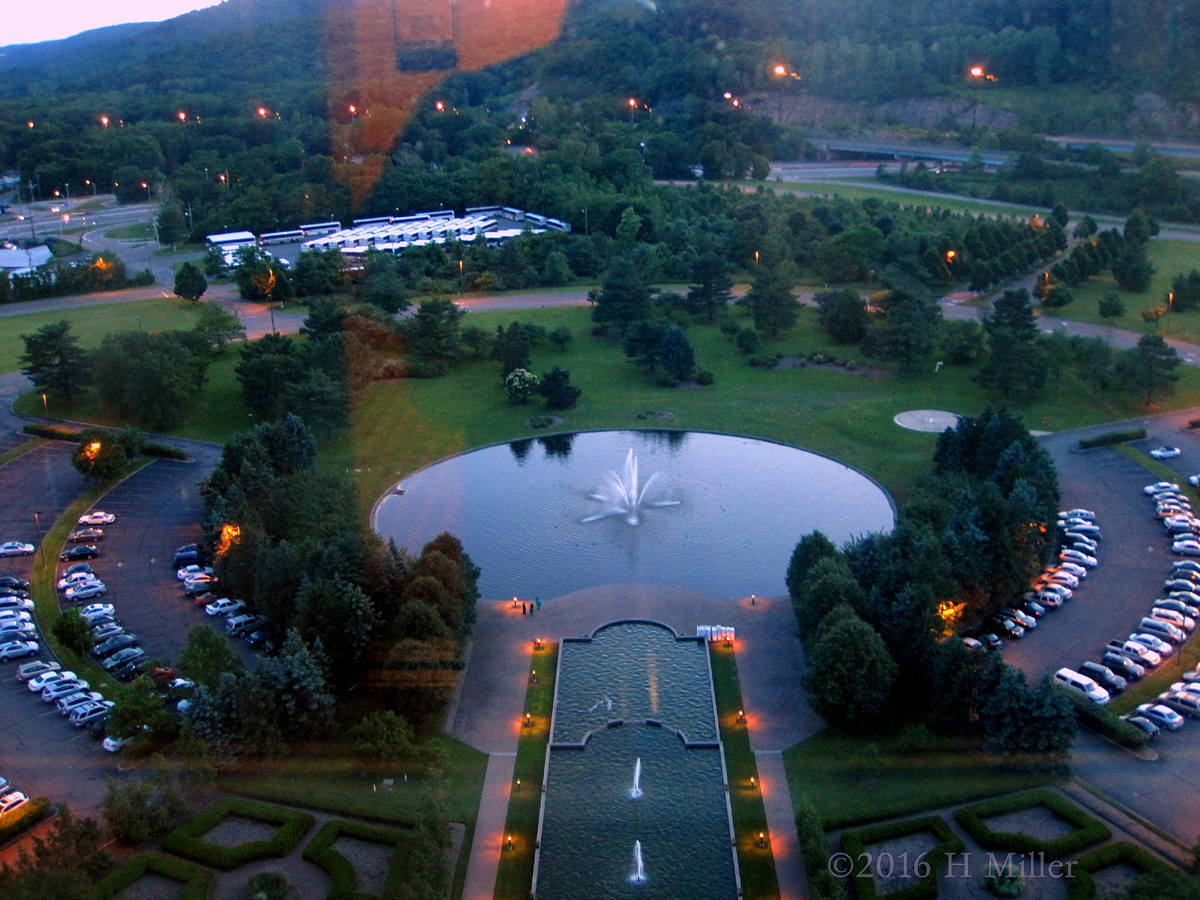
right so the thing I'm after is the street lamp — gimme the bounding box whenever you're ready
[969,66,986,129]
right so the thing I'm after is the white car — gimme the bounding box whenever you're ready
[80,603,115,620]
[1146,482,1181,495]
[205,598,245,617]
[1039,571,1079,588]
[16,659,59,682]
[57,691,103,715]
[103,734,134,752]
[0,792,28,815]
[1171,682,1200,697]
[77,511,116,525]
[0,622,37,640]
[1060,509,1095,520]
[1137,703,1186,731]
[0,542,34,557]
[1151,447,1182,460]
[28,670,75,692]
[70,700,114,727]
[65,582,106,602]
[176,565,214,581]
[1188,474,1200,487]
[1131,633,1175,655]
[0,610,32,625]
[0,598,34,611]
[1060,549,1098,567]
[57,572,100,592]
[42,679,88,702]
[1152,608,1196,632]
[1174,541,1200,557]
[1056,562,1088,578]
[0,640,38,661]
[1037,583,1073,600]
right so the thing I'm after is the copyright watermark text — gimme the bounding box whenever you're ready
[828,851,1079,880]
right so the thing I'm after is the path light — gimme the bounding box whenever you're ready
[737,709,746,724]
[524,713,533,728]
[513,596,518,609]
[506,835,513,851]
[178,111,187,121]
[535,638,543,651]
[750,777,756,790]
[100,116,109,127]
[758,832,767,848]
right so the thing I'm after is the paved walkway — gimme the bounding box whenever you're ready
[755,750,807,900]
[461,752,516,900]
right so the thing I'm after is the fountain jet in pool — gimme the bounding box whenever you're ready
[584,450,681,525]
[630,840,646,884]
[630,758,643,799]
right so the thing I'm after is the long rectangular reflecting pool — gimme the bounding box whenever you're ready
[532,621,739,899]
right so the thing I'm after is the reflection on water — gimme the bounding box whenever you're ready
[375,430,894,598]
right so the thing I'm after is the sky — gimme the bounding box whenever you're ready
[4,0,223,47]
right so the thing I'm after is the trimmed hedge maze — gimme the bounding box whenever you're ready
[953,790,1110,861]
[93,852,214,900]
[161,797,315,871]
[840,815,965,900]
[1066,841,1178,900]
[302,819,411,900]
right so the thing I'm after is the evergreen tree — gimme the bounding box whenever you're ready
[1112,240,1154,292]
[173,261,207,302]
[622,319,670,372]
[538,367,582,410]
[794,556,866,638]
[802,606,897,732]
[592,262,651,326]
[492,321,533,375]
[687,252,733,322]
[786,531,838,601]
[975,289,1046,401]
[408,297,465,360]
[156,202,188,245]
[19,320,91,401]
[659,326,695,379]
[882,290,941,375]
[1117,333,1181,405]
[746,263,797,336]
[815,289,869,344]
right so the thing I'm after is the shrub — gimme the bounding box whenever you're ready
[93,852,214,900]
[795,796,845,900]
[1058,688,1149,747]
[406,360,450,379]
[302,819,411,899]
[839,815,964,900]
[161,797,315,871]
[1066,841,1177,900]
[0,796,50,846]
[695,369,714,385]
[143,443,189,460]
[549,326,574,351]
[735,328,760,354]
[23,423,79,440]
[504,368,540,404]
[1098,292,1125,319]
[248,871,290,900]
[953,789,1109,860]
[1078,428,1147,449]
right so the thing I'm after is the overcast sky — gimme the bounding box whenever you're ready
[4,0,223,46]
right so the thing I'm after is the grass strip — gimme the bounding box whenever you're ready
[92,852,215,900]
[710,642,780,900]
[30,461,152,697]
[1065,841,1179,900]
[952,789,1110,860]
[494,640,559,900]
[0,437,46,469]
[301,818,414,899]
[160,796,315,871]
[839,815,964,900]
[1070,779,1194,853]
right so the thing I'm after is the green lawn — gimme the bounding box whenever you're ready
[782,728,1053,830]
[14,350,248,445]
[0,297,206,374]
[334,304,1200,509]
[710,644,779,900]
[1030,239,1200,342]
[495,641,559,900]
[103,223,153,240]
[218,733,488,900]
[758,179,1054,218]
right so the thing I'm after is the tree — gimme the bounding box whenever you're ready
[203,245,226,277]
[492,322,533,375]
[236,334,308,419]
[802,606,897,731]
[70,429,126,482]
[350,710,415,761]
[173,262,207,302]
[1124,208,1156,244]
[1112,241,1154,292]
[107,676,177,742]
[102,758,188,845]
[292,249,347,297]
[297,576,377,676]
[1098,291,1125,319]
[93,332,206,430]
[51,608,93,656]
[975,289,1046,401]
[178,625,245,691]
[659,326,695,380]
[1050,202,1070,228]
[873,290,941,375]
[1118,333,1181,405]
[592,263,652,326]
[504,368,539,403]
[285,372,350,439]
[192,303,245,352]
[538,367,581,409]
[408,297,465,360]
[622,319,670,372]
[746,263,797,336]
[0,806,112,899]
[815,290,869,344]
[19,320,91,401]
[786,531,838,600]
[794,556,865,638]
[942,320,984,366]
[615,207,643,246]
[156,203,188,246]
[981,671,1074,765]
[687,252,733,322]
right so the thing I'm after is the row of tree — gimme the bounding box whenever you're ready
[1,251,153,305]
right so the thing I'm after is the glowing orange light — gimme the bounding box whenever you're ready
[946,250,956,260]
[970,65,984,77]
[82,441,102,461]
[216,523,241,556]
[219,174,226,182]
[100,116,109,127]
[774,64,787,75]
[348,104,357,114]
[628,98,637,108]
[435,101,445,111]
[723,92,732,99]
[177,111,186,121]
[733,99,740,107]
[257,107,268,117]
[27,121,33,128]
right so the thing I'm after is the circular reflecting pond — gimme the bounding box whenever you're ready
[373,430,894,598]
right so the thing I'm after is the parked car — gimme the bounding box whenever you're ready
[103,734,135,752]
[1152,608,1196,632]
[1156,598,1200,619]
[0,622,37,640]
[1173,540,1200,557]
[205,598,245,617]
[101,647,145,672]
[90,624,123,643]
[1107,640,1161,667]
[0,576,29,590]
[1146,481,1181,494]
[1054,668,1110,704]
[1171,682,1200,698]
[1120,715,1160,738]
[245,629,273,651]
[113,658,146,681]
[67,528,103,543]
[183,577,217,595]
[0,640,38,661]
[70,701,114,727]
[1018,599,1047,619]
[0,598,33,611]
[77,511,116,525]
[1000,607,1037,629]
[1138,619,1186,644]
[57,691,103,716]
[1038,571,1080,588]
[0,542,34,557]
[80,603,115,622]
[172,545,202,566]
[1060,550,1098,567]
[62,563,93,578]
[1080,662,1127,694]
[225,613,262,636]
[1037,583,1073,600]
[57,571,100,592]
[59,545,98,562]
[985,615,1025,639]
[92,634,138,658]
[1060,509,1095,520]
[0,610,31,625]
[1169,568,1200,584]
[1155,694,1200,720]
[1103,652,1145,681]
[16,659,58,682]
[1061,521,1101,537]
[1030,591,1064,608]
[1151,447,1183,459]
[1064,534,1099,552]
[42,679,88,702]
[65,581,106,603]
[1138,704,1186,730]
[1131,632,1177,655]
[1056,562,1088,578]
[176,565,214,581]
[0,792,29,815]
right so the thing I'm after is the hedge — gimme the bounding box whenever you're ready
[1066,841,1177,900]
[143,442,189,460]
[1078,428,1147,449]
[795,796,845,900]
[302,819,411,899]
[1059,688,1150,748]
[21,424,188,460]
[0,796,50,845]
[161,797,314,871]
[953,790,1110,860]
[839,815,965,900]
[92,852,214,900]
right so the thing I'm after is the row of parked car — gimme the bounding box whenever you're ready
[172,545,272,650]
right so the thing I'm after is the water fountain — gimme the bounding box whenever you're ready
[630,840,647,884]
[630,758,643,799]
[584,449,680,525]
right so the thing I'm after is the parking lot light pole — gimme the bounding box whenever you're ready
[33,511,43,560]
